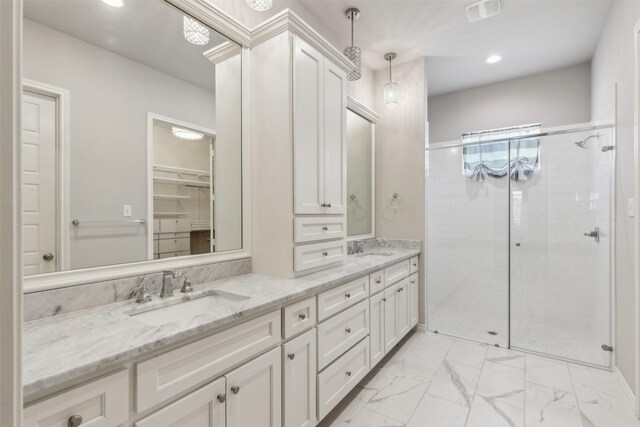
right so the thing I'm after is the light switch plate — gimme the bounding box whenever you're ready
[123,205,132,218]
[628,198,635,217]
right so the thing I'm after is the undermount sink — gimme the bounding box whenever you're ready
[129,290,249,326]
[354,251,394,257]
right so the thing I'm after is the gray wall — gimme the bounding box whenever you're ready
[23,19,216,270]
[428,63,592,142]
[591,0,640,394]
[374,58,428,323]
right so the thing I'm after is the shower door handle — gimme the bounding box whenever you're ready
[583,227,600,243]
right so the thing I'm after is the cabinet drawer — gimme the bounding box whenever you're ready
[294,217,345,243]
[317,338,369,420]
[294,240,345,273]
[409,256,419,274]
[283,296,316,339]
[369,270,384,295]
[384,259,411,287]
[158,237,190,253]
[24,370,129,427]
[157,232,190,240]
[158,251,190,259]
[158,218,191,233]
[135,378,226,427]
[135,310,281,412]
[317,300,369,370]
[317,275,369,321]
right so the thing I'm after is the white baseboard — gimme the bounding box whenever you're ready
[614,366,637,415]
[416,324,427,333]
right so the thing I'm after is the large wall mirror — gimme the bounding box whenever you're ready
[346,98,378,238]
[21,0,243,278]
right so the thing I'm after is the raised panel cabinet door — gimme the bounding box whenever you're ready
[384,284,399,353]
[135,378,226,427]
[397,278,411,338]
[283,329,317,427]
[226,347,282,427]
[409,273,419,327]
[369,291,386,367]
[322,60,347,214]
[293,36,324,214]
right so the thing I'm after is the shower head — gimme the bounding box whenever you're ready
[574,134,599,148]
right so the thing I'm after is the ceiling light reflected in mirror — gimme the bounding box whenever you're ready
[101,0,123,7]
[171,127,205,141]
[486,54,502,64]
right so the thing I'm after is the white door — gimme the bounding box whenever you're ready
[322,60,346,214]
[282,329,316,427]
[409,274,419,328]
[397,278,411,338]
[226,347,281,427]
[384,283,399,353]
[135,378,226,427]
[22,91,57,275]
[369,290,386,367]
[293,37,325,215]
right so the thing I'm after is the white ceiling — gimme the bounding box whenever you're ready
[24,0,233,91]
[213,0,614,96]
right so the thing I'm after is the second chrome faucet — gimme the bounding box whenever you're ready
[160,270,194,298]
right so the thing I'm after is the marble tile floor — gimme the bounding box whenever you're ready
[318,331,639,427]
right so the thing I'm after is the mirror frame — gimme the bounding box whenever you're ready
[346,95,379,241]
[23,0,253,293]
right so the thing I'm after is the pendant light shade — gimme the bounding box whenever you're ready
[343,8,362,81]
[384,53,399,108]
[183,16,210,45]
[246,0,272,11]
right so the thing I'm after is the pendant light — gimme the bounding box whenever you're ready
[183,16,210,45]
[246,0,272,11]
[343,8,362,81]
[383,53,399,109]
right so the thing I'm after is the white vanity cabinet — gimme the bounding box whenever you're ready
[397,277,411,337]
[409,273,419,327]
[283,329,317,427]
[369,289,386,366]
[292,37,346,216]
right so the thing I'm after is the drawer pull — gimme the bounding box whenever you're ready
[322,226,328,231]
[231,385,240,394]
[345,327,351,333]
[411,280,415,284]
[322,252,329,256]
[288,353,296,360]
[68,415,83,427]
[345,370,352,377]
[345,293,351,299]
[376,279,381,284]
[217,394,226,403]
[382,297,387,302]
[325,203,332,208]
[298,313,307,320]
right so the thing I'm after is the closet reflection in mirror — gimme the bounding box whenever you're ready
[346,108,374,237]
[21,0,242,275]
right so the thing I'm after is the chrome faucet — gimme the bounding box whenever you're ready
[354,242,364,254]
[132,285,152,304]
[160,270,176,298]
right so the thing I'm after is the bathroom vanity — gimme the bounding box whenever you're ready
[23,250,420,426]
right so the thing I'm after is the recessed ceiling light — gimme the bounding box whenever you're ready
[172,127,204,141]
[101,0,124,8]
[486,55,502,64]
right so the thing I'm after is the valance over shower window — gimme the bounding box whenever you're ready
[461,124,542,182]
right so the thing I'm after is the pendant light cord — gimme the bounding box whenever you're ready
[388,58,392,83]
[350,15,354,48]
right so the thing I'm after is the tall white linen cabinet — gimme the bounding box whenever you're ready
[251,19,353,278]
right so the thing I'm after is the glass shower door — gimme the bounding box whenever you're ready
[509,129,613,367]
[427,143,510,347]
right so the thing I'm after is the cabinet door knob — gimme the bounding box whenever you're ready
[326,203,332,208]
[320,203,326,207]
[397,288,402,293]
[68,415,83,427]
[322,251,329,256]
[376,279,381,284]
[298,313,306,320]
[345,293,351,299]
[382,297,387,302]
[43,252,54,262]
[217,394,226,403]
[231,385,240,394]
[288,353,296,360]
[345,371,352,377]
[345,328,351,333]
[322,226,328,231]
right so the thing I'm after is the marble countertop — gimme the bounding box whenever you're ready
[23,248,420,398]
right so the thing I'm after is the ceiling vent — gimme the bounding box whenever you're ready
[466,0,501,23]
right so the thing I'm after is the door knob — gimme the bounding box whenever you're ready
[288,353,295,360]
[231,385,240,394]
[68,415,83,427]
[217,394,226,403]
[298,313,306,320]
[43,252,54,262]
[345,371,352,376]
[345,328,351,333]
[584,227,600,243]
